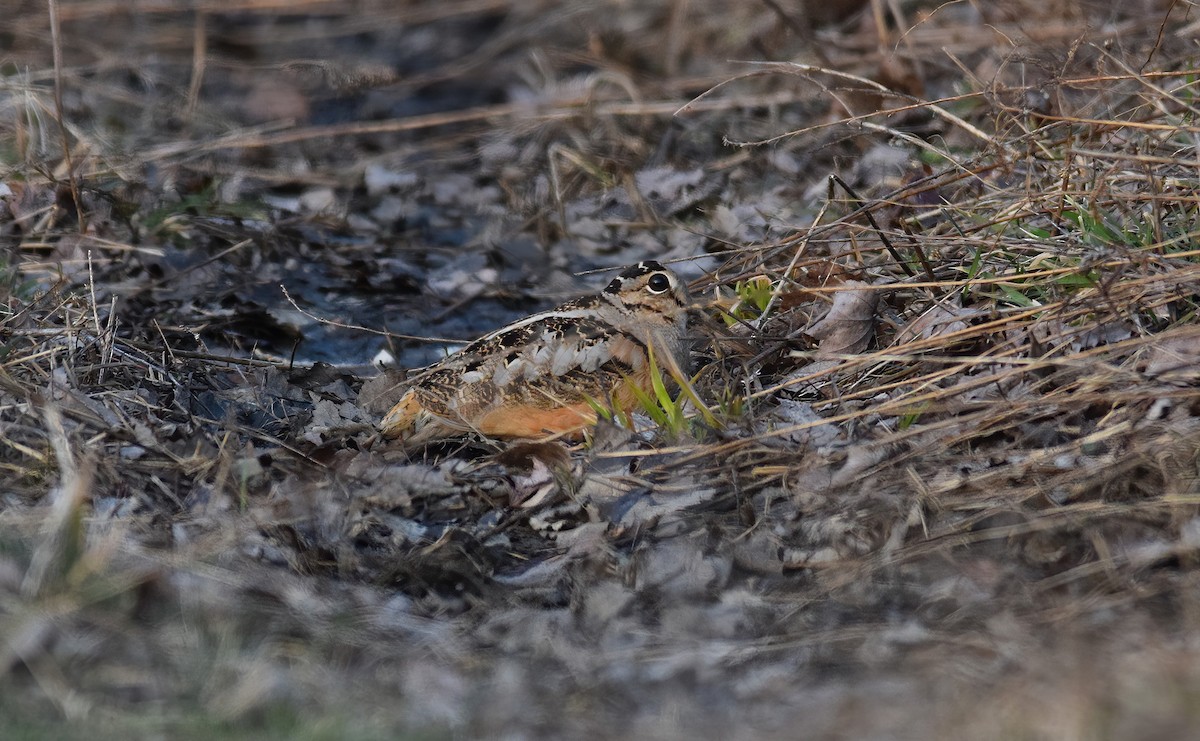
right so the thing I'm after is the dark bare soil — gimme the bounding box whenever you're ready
[3,1,1200,738]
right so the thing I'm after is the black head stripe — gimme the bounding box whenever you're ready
[603,278,623,294]
[618,261,666,280]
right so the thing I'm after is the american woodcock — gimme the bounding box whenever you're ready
[379,261,691,447]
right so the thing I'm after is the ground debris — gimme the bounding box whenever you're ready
[4,1,1200,738]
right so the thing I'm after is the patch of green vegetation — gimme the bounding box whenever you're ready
[897,403,929,430]
[712,385,746,421]
[624,345,689,438]
[585,344,720,440]
[141,183,267,243]
[918,149,947,167]
[919,146,978,168]
[1059,205,1122,246]
[971,191,1200,308]
[723,276,774,325]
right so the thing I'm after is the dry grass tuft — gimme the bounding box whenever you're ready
[2,0,1200,738]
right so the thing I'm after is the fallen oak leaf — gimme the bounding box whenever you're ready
[808,280,877,357]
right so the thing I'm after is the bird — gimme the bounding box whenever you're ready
[378,261,691,448]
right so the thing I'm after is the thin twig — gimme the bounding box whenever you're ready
[46,0,83,232]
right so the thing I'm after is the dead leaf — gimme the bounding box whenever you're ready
[358,371,409,414]
[0,180,56,232]
[493,442,572,508]
[894,302,984,345]
[808,280,877,357]
[1144,331,1200,384]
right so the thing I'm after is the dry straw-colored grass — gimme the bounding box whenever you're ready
[2,0,1200,738]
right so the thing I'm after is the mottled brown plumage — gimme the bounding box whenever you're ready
[379,261,691,447]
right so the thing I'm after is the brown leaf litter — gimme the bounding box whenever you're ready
[3,1,1200,738]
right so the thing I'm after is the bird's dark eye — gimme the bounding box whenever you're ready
[646,273,671,293]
